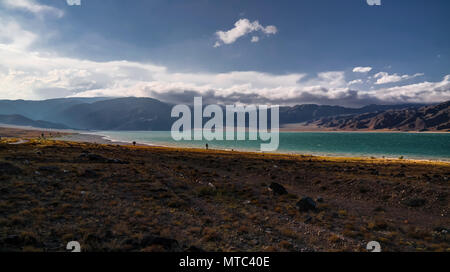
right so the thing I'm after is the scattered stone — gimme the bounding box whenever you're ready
[141,235,180,251]
[85,234,102,245]
[124,238,140,247]
[296,197,317,212]
[108,159,129,164]
[86,153,107,161]
[38,166,60,172]
[79,153,129,164]
[269,182,288,195]
[359,186,370,194]
[304,215,313,223]
[2,235,21,245]
[186,246,205,252]
[81,169,100,178]
[0,162,22,175]
[433,227,448,233]
[404,198,426,207]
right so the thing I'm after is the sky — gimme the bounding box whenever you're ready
[0,0,449,107]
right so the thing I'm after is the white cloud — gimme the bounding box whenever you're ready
[0,18,37,49]
[214,18,277,47]
[353,66,372,73]
[348,79,363,85]
[366,0,381,6]
[66,0,81,6]
[365,75,450,104]
[2,0,64,18]
[251,36,259,43]
[374,72,424,85]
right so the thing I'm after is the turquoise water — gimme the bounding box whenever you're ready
[90,131,450,161]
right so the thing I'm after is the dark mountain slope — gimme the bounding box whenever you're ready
[0,97,434,131]
[0,97,110,123]
[0,114,69,129]
[314,101,450,131]
[59,97,175,130]
[279,103,424,124]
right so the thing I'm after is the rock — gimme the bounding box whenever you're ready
[433,227,448,233]
[404,198,426,207]
[80,169,100,178]
[124,238,140,247]
[141,235,180,251]
[0,162,21,175]
[79,153,107,162]
[79,153,129,164]
[87,153,107,161]
[269,182,288,195]
[296,197,317,212]
[107,159,129,164]
[304,215,313,223]
[2,235,21,245]
[186,246,205,252]
[85,234,102,245]
[38,166,60,172]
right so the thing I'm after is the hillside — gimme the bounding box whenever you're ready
[278,103,423,124]
[0,97,428,131]
[313,101,450,131]
[0,115,69,129]
[57,97,175,130]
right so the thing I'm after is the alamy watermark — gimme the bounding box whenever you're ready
[171,97,280,152]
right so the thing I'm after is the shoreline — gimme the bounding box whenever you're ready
[58,131,450,165]
[2,125,449,164]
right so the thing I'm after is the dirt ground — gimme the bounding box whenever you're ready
[0,135,448,252]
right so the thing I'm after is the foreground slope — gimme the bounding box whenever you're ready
[0,138,448,252]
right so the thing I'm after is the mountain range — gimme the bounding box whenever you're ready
[0,97,448,131]
[312,101,450,131]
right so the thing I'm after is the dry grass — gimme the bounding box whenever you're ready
[0,136,449,252]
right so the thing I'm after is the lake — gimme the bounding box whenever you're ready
[89,131,450,161]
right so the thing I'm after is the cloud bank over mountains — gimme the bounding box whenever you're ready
[0,1,449,107]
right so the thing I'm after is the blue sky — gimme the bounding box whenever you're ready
[0,0,449,106]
